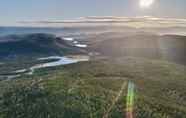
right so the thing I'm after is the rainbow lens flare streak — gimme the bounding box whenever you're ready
[126,81,135,118]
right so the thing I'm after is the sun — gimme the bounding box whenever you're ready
[140,0,155,8]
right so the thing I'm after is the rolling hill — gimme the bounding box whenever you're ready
[0,33,85,59]
[89,34,186,65]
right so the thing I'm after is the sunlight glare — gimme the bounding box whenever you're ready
[140,0,154,8]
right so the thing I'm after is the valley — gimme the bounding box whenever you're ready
[0,26,186,118]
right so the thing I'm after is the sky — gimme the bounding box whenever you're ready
[0,0,186,26]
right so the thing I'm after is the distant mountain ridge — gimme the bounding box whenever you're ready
[0,33,84,58]
[90,34,186,65]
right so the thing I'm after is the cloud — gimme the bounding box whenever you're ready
[19,16,186,28]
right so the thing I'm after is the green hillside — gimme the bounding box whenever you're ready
[1,57,186,118]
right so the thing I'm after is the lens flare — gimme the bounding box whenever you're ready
[126,81,135,118]
[140,0,154,8]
